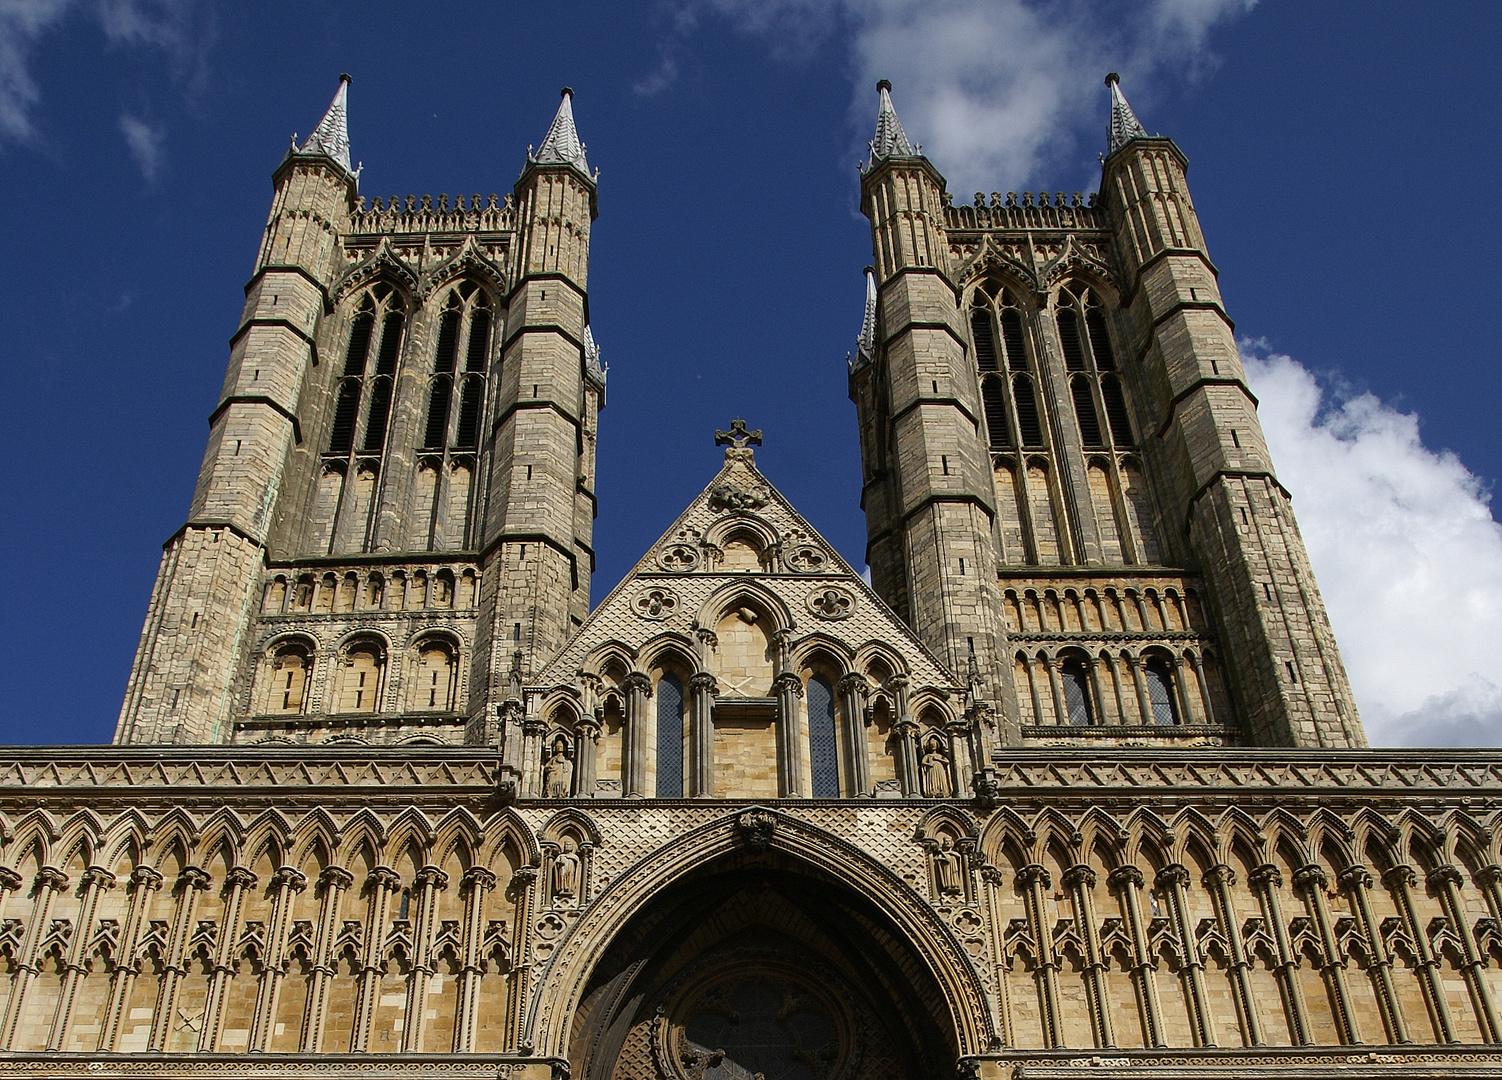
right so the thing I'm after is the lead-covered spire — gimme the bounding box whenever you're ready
[531,86,591,175]
[1104,72,1150,156]
[297,73,353,174]
[864,79,916,171]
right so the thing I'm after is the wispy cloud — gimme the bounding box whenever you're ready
[637,0,1255,191]
[1243,341,1502,747]
[0,0,213,148]
[118,111,162,180]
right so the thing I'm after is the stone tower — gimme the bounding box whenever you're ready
[115,80,605,747]
[850,77,1362,748]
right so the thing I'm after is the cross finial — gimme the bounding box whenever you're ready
[715,419,762,450]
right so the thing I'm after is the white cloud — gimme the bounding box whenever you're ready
[0,0,210,148]
[641,0,1255,191]
[118,111,162,180]
[1242,341,1502,747]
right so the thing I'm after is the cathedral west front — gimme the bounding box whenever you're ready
[0,75,1498,1080]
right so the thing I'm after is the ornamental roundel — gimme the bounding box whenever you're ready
[657,544,700,573]
[806,586,855,621]
[653,954,860,1080]
[785,544,828,573]
[633,586,681,621]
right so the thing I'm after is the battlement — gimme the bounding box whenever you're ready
[944,190,1105,232]
[347,191,516,236]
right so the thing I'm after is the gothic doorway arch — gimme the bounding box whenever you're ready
[537,810,991,1080]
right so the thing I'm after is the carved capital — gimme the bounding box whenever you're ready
[1155,864,1191,891]
[1249,864,1283,891]
[772,671,804,697]
[368,866,403,893]
[1337,865,1374,893]
[511,866,539,889]
[1477,865,1502,889]
[1427,864,1465,891]
[36,867,70,892]
[0,867,24,893]
[462,866,497,892]
[622,672,653,696]
[837,672,870,697]
[1202,864,1236,891]
[576,716,601,739]
[414,865,450,891]
[1016,863,1051,890]
[1382,864,1417,890]
[130,866,164,892]
[225,867,259,892]
[689,671,719,695]
[319,866,355,892]
[1292,864,1329,894]
[180,866,212,892]
[1107,865,1144,891]
[1062,864,1097,892]
[82,866,118,891]
[737,809,778,854]
[272,867,308,893]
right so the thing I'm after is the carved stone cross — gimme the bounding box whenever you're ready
[714,418,762,449]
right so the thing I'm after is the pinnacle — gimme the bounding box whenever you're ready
[532,86,591,174]
[297,73,353,174]
[1104,71,1150,157]
[854,266,878,369]
[865,79,916,170]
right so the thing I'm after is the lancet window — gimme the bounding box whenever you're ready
[655,673,684,798]
[806,675,839,797]
[336,638,386,714]
[1057,282,1134,450]
[1144,656,1180,725]
[422,282,492,452]
[328,283,406,457]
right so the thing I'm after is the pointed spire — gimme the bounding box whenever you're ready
[852,266,878,370]
[297,73,353,174]
[1104,72,1150,156]
[865,79,915,170]
[532,86,591,174]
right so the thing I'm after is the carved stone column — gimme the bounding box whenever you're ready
[521,713,547,798]
[504,866,539,1050]
[1249,864,1311,1046]
[774,671,805,797]
[0,866,69,1049]
[350,866,402,1052]
[200,865,258,1051]
[1063,865,1114,1048]
[1384,864,1456,1042]
[148,865,211,1052]
[944,720,974,796]
[1292,864,1360,1044]
[250,866,307,1051]
[100,866,162,1052]
[300,865,353,1052]
[1428,864,1502,1042]
[622,672,652,797]
[1085,656,1109,725]
[688,671,718,798]
[454,867,495,1052]
[1020,654,1044,727]
[979,865,1014,1047]
[1170,655,1197,726]
[1187,651,1217,725]
[1102,653,1129,726]
[1109,865,1165,1047]
[838,672,872,796]
[1017,863,1063,1048]
[403,865,449,1051]
[574,715,600,797]
[1338,865,1408,1044]
[47,866,115,1050]
[889,676,919,794]
[1202,864,1261,1046]
[1045,656,1068,725]
[1156,864,1215,1046]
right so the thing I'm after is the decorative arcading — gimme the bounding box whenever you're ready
[348,194,515,236]
[944,193,1104,233]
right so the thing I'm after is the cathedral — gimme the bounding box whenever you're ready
[0,73,1498,1080]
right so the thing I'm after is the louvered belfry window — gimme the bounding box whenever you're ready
[328,283,405,457]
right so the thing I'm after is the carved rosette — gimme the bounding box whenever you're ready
[785,544,829,573]
[632,586,681,620]
[657,544,700,573]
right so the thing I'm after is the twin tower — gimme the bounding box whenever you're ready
[116,75,1364,754]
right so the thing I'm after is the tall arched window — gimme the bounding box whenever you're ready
[969,285,1034,449]
[328,283,405,457]
[422,282,491,452]
[807,675,838,797]
[414,639,457,711]
[1012,375,1044,447]
[267,642,311,714]
[656,674,684,797]
[337,639,385,713]
[1145,657,1180,725]
[1061,656,1095,725]
[982,375,1012,449]
[1057,282,1133,450]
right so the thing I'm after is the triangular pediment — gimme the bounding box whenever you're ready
[534,448,962,699]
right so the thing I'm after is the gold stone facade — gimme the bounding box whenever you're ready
[5,77,1496,1080]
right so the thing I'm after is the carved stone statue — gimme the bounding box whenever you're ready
[543,737,573,798]
[921,737,953,798]
[553,836,582,901]
[934,835,964,896]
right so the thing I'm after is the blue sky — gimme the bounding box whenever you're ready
[2,0,1500,746]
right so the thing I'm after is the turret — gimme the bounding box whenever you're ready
[472,88,602,727]
[1097,74,1362,746]
[116,77,358,744]
[853,81,1011,763]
